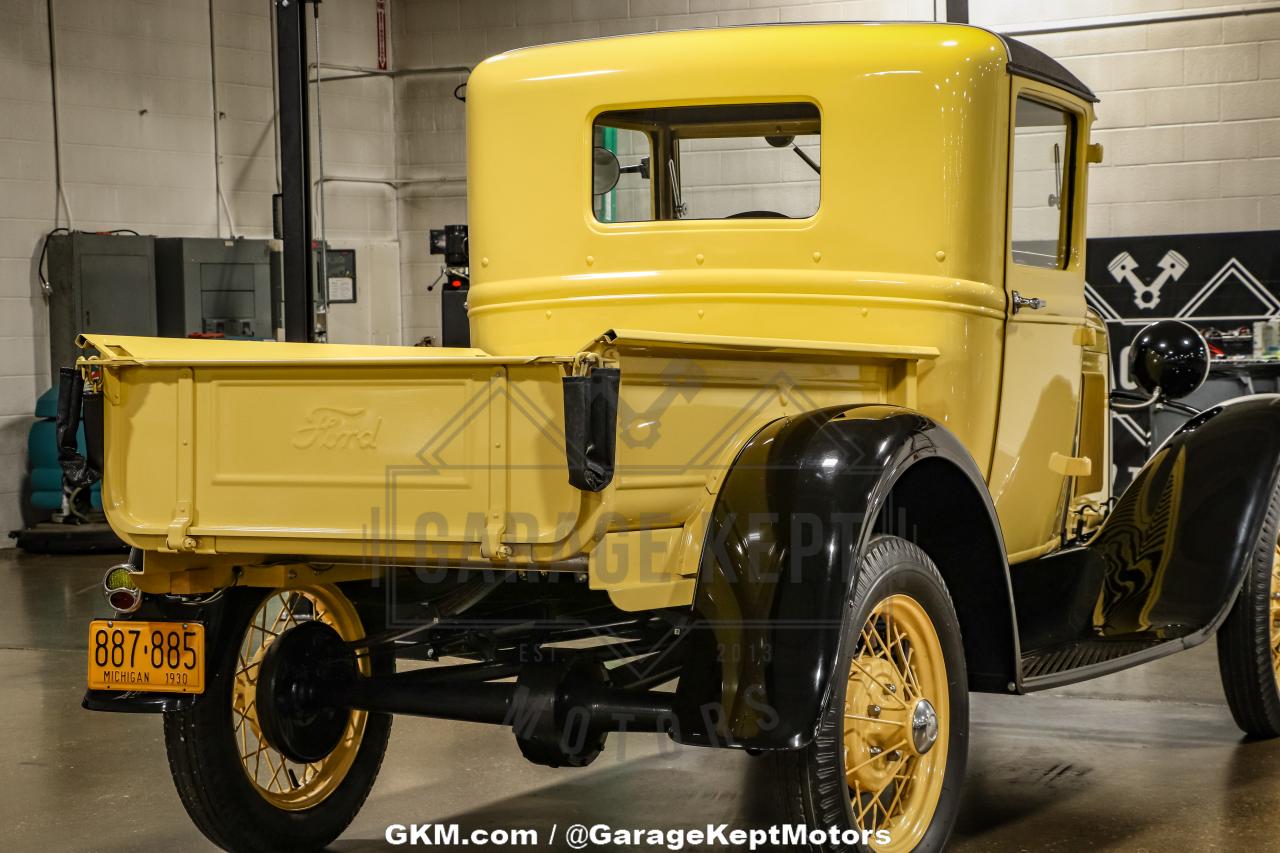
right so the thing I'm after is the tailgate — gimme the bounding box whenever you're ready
[79,334,580,557]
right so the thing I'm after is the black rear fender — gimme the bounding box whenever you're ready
[671,405,1017,750]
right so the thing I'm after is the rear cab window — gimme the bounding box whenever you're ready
[592,102,820,223]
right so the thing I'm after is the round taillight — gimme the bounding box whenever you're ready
[107,588,142,613]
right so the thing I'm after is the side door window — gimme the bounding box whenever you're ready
[1010,97,1076,270]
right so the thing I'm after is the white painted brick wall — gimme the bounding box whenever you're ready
[991,1,1280,238]
[4,0,1279,542]
[0,0,58,542]
[0,0,394,544]
[391,0,933,342]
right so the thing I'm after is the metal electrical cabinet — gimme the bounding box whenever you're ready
[441,278,470,346]
[46,232,158,385]
[155,238,275,339]
[267,243,355,341]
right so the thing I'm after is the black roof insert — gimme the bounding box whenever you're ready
[1000,35,1098,103]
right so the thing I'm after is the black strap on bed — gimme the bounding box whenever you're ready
[562,367,620,492]
[56,366,104,489]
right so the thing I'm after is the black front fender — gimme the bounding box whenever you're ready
[671,405,1012,750]
[1093,394,1280,638]
[1009,395,1280,689]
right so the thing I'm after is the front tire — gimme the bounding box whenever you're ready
[777,536,969,852]
[1217,481,1280,738]
[163,586,392,853]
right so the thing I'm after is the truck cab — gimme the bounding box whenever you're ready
[466,22,1110,561]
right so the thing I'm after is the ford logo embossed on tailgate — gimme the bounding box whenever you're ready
[293,407,383,450]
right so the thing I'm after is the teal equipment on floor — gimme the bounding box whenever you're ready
[28,384,102,515]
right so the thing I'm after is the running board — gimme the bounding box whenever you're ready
[1019,634,1196,692]
[1011,540,1229,692]
[1021,636,1163,679]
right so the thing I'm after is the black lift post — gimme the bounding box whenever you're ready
[274,0,316,343]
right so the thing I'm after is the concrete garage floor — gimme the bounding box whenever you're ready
[4,549,1280,852]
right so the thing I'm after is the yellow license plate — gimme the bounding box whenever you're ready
[87,620,205,694]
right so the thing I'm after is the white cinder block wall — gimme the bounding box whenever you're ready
[977,0,1280,238]
[393,0,1280,331]
[390,0,938,340]
[0,0,395,542]
[3,0,1279,542]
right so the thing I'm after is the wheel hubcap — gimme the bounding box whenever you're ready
[843,593,949,852]
[257,619,358,764]
[909,698,939,756]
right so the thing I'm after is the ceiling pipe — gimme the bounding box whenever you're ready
[1000,2,1280,36]
[315,175,467,199]
[316,175,465,188]
[308,62,470,84]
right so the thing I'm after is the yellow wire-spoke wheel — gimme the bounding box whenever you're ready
[231,586,370,811]
[1217,506,1280,740]
[843,593,949,853]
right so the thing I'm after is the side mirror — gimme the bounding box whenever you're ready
[1128,320,1210,400]
[592,147,620,196]
[619,156,650,180]
[765,135,795,148]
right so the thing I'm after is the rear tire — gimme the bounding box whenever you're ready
[163,586,392,853]
[776,535,968,852]
[1216,481,1280,738]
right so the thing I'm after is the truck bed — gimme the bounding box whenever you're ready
[79,331,937,605]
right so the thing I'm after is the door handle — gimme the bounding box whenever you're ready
[1011,290,1047,314]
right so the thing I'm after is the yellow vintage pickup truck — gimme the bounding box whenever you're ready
[70,22,1280,853]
